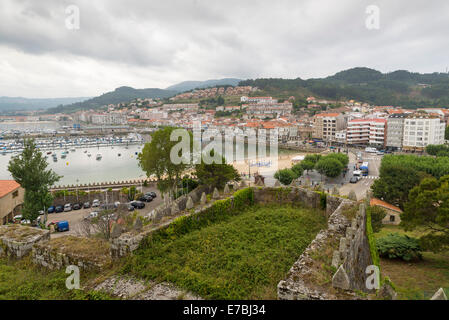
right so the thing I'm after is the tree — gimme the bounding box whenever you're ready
[195,156,240,189]
[367,206,387,233]
[326,153,349,168]
[446,126,449,140]
[291,163,304,178]
[274,169,298,185]
[300,160,315,173]
[401,175,449,252]
[8,139,61,222]
[371,163,424,208]
[138,127,192,197]
[314,157,343,178]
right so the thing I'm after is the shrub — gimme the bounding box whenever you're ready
[274,169,297,185]
[367,206,387,233]
[376,233,422,261]
[291,163,304,178]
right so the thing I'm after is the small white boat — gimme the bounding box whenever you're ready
[96,154,102,160]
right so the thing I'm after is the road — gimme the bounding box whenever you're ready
[339,151,382,200]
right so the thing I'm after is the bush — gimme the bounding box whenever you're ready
[274,169,298,185]
[291,163,304,178]
[376,233,422,261]
[367,206,387,233]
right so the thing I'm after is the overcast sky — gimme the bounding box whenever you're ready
[1,0,449,98]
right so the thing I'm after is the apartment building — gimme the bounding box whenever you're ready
[140,110,168,120]
[402,114,446,150]
[386,114,406,150]
[346,118,386,146]
[162,103,199,112]
[240,96,277,104]
[312,113,345,141]
[91,112,127,125]
[245,102,292,119]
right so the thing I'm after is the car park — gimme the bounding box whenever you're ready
[64,203,72,212]
[83,201,91,209]
[130,201,145,209]
[55,205,64,213]
[47,206,55,214]
[100,203,116,210]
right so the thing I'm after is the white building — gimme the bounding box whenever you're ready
[91,112,127,125]
[346,119,386,146]
[402,114,445,150]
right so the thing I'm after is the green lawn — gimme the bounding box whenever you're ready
[375,225,449,299]
[122,204,327,299]
[0,257,113,300]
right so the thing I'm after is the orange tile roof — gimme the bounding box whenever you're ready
[370,198,402,213]
[315,113,340,117]
[0,180,20,198]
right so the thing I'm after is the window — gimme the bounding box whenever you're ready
[12,190,18,198]
[390,215,395,222]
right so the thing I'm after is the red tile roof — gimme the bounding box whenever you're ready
[370,198,402,213]
[0,180,20,198]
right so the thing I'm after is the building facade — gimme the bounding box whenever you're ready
[346,119,386,146]
[402,114,446,150]
[0,180,24,225]
[312,113,345,141]
[386,114,406,150]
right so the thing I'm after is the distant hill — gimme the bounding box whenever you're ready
[166,78,242,92]
[46,86,177,114]
[0,96,90,112]
[240,67,449,109]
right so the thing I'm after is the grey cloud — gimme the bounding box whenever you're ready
[1,0,449,97]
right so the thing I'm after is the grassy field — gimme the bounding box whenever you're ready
[0,257,113,300]
[375,225,449,299]
[122,204,327,299]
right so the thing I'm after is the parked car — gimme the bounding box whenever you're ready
[350,176,359,184]
[83,201,91,209]
[13,215,22,223]
[73,203,81,210]
[38,210,44,216]
[85,211,98,220]
[47,206,56,214]
[49,221,69,232]
[55,205,64,213]
[127,204,135,211]
[139,195,153,202]
[64,203,72,212]
[145,191,157,198]
[130,201,145,209]
[114,201,121,208]
[92,199,100,207]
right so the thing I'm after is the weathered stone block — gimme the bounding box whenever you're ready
[430,288,447,300]
[332,265,350,290]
